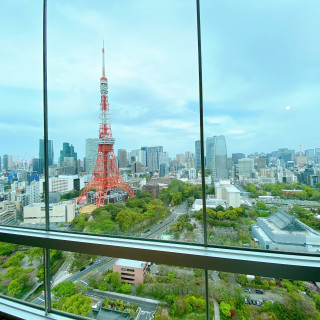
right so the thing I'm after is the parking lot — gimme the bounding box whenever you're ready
[243,289,284,306]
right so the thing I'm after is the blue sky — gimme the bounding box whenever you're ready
[1,0,320,162]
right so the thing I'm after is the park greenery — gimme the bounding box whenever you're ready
[245,182,320,201]
[72,191,168,235]
[159,179,214,207]
[103,297,139,318]
[52,293,92,317]
[0,245,46,298]
[290,205,320,230]
[87,270,132,295]
[193,205,260,247]
[61,189,82,201]
[233,274,320,320]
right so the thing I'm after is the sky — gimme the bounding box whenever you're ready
[1,0,320,162]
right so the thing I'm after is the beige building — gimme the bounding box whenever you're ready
[23,202,75,224]
[0,201,17,225]
[113,259,148,286]
[214,180,241,208]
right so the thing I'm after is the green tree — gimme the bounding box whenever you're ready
[52,281,76,298]
[220,301,232,318]
[8,279,23,297]
[3,252,25,268]
[0,242,15,256]
[53,294,92,317]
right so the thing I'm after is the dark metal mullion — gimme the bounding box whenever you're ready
[196,1,209,320]
[42,0,51,314]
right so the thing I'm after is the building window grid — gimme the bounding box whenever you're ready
[0,0,319,319]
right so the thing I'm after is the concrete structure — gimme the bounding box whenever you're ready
[85,138,99,174]
[252,209,320,253]
[188,168,196,180]
[26,180,41,204]
[118,149,128,168]
[128,149,146,167]
[39,176,84,195]
[142,184,160,198]
[191,198,227,211]
[232,153,245,165]
[238,158,254,179]
[214,180,241,208]
[23,202,75,224]
[113,259,148,285]
[0,201,17,224]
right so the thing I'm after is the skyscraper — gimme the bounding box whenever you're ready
[3,155,8,171]
[59,142,77,166]
[33,158,43,175]
[146,146,163,172]
[85,138,99,174]
[39,139,54,166]
[212,135,228,179]
[205,137,215,170]
[195,140,201,169]
[118,149,128,168]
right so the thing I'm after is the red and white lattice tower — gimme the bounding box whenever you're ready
[77,44,134,207]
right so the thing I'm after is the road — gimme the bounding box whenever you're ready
[31,205,185,311]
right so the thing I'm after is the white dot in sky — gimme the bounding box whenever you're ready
[286,106,291,110]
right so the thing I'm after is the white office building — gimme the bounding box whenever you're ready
[23,202,75,224]
[214,180,241,208]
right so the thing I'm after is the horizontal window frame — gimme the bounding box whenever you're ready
[0,225,319,281]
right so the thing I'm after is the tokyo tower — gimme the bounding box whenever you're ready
[77,44,134,207]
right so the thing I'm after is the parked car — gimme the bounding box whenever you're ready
[244,289,251,293]
[79,266,86,271]
[255,289,264,294]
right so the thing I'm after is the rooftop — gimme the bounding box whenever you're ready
[114,258,146,269]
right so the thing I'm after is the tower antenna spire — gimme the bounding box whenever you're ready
[102,40,105,78]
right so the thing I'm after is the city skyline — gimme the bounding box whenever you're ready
[1,1,320,159]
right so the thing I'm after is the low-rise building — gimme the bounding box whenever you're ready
[214,180,241,208]
[191,198,227,211]
[23,202,75,224]
[113,259,148,286]
[0,201,17,225]
[252,209,320,253]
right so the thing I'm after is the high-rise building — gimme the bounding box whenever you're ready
[159,163,168,177]
[146,146,163,172]
[212,135,228,179]
[26,180,40,204]
[238,158,254,179]
[3,155,9,171]
[85,138,99,174]
[256,158,267,171]
[59,142,77,167]
[33,158,43,175]
[8,155,13,170]
[118,149,128,168]
[315,148,320,164]
[305,149,314,162]
[205,137,215,170]
[232,153,245,165]
[195,140,201,169]
[128,149,146,166]
[39,139,54,166]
